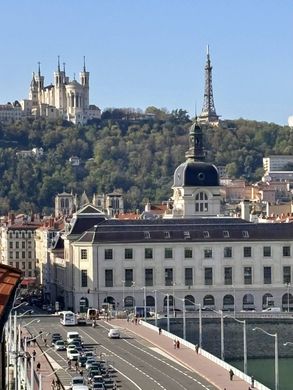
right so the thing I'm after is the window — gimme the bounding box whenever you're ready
[165,268,173,286]
[283,266,291,284]
[283,246,291,257]
[104,249,113,260]
[224,247,232,258]
[9,242,13,249]
[16,242,19,249]
[125,269,133,287]
[145,268,153,286]
[242,231,249,238]
[195,192,208,212]
[28,251,31,259]
[28,262,32,269]
[9,252,13,259]
[164,231,170,238]
[263,246,271,257]
[185,268,193,286]
[81,249,88,260]
[184,231,190,239]
[144,248,153,259]
[105,269,113,287]
[22,241,25,249]
[243,247,252,257]
[15,252,19,259]
[22,232,25,238]
[144,231,150,239]
[125,248,133,259]
[264,266,272,284]
[27,232,31,239]
[15,232,19,239]
[184,248,193,259]
[203,231,210,238]
[224,267,233,285]
[204,248,212,258]
[244,267,252,285]
[223,231,230,238]
[81,270,88,287]
[164,248,173,259]
[204,267,213,285]
[22,262,25,270]
[22,252,25,259]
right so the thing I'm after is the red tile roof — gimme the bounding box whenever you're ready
[0,264,22,320]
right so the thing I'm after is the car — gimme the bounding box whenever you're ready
[78,355,87,367]
[67,348,80,360]
[51,333,62,345]
[85,357,98,370]
[68,339,83,349]
[72,386,89,390]
[108,329,120,339]
[262,307,281,312]
[92,383,105,390]
[103,377,114,389]
[54,340,66,351]
[84,350,95,358]
[72,376,85,386]
[88,370,102,382]
[67,331,80,344]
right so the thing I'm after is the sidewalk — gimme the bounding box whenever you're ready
[111,318,255,390]
[21,327,61,389]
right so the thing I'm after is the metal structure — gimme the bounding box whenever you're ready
[198,45,220,126]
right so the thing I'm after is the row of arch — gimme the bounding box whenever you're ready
[80,292,293,311]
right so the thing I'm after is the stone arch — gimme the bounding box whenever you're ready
[184,295,195,310]
[242,293,254,310]
[223,294,234,306]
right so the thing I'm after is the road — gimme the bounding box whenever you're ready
[26,316,217,390]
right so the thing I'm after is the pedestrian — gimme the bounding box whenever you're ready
[56,378,61,390]
[44,338,47,347]
[176,340,180,349]
[27,337,31,347]
[32,350,36,361]
[251,375,255,388]
[229,368,234,381]
[51,379,55,389]
[195,344,199,354]
[36,362,41,372]
[67,359,71,369]
[158,327,162,335]
[75,360,78,372]
[174,339,177,349]
[79,369,83,376]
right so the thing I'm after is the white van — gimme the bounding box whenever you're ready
[67,331,80,343]
[262,307,281,312]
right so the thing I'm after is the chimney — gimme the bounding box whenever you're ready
[240,200,250,221]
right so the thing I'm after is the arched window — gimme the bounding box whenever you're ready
[282,293,293,312]
[223,294,234,306]
[203,294,215,307]
[262,293,273,309]
[163,295,174,307]
[124,296,134,307]
[195,192,208,212]
[184,295,195,310]
[146,296,155,307]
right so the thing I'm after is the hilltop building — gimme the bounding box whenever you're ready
[20,57,101,124]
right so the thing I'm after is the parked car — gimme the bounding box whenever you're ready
[67,348,80,360]
[51,333,62,345]
[72,376,85,386]
[78,355,87,367]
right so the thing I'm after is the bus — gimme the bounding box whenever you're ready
[60,311,77,326]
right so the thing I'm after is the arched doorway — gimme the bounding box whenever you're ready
[242,293,255,311]
[223,294,234,311]
[79,297,89,313]
[184,295,195,310]
[203,294,215,308]
[104,296,116,309]
[282,293,293,312]
[262,293,274,309]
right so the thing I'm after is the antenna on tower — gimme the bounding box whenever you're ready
[37,61,41,76]
[83,56,86,72]
[57,55,60,72]
[63,62,66,73]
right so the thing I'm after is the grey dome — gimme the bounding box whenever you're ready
[174,161,219,187]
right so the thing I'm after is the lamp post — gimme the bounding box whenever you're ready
[232,285,236,318]
[21,319,41,389]
[286,282,290,312]
[253,327,278,390]
[210,308,224,360]
[172,282,176,317]
[182,298,186,340]
[34,346,55,390]
[131,281,135,310]
[143,286,147,322]
[224,314,247,374]
[154,290,158,327]
[166,293,170,332]
[122,280,125,310]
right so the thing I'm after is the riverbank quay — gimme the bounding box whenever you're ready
[111,318,270,390]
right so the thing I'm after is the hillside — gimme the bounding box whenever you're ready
[0,111,291,214]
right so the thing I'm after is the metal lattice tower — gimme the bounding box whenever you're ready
[198,45,220,126]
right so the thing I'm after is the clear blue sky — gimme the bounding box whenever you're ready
[1,0,293,125]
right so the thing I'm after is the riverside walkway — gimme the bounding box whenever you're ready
[111,318,261,390]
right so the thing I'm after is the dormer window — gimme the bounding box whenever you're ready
[144,231,150,239]
[195,192,208,212]
[203,231,210,238]
[223,231,230,238]
[242,231,249,238]
[164,231,170,239]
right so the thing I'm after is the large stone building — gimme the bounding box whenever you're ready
[45,121,293,315]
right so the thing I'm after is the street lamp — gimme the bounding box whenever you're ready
[131,281,135,310]
[286,282,291,312]
[210,308,224,360]
[253,327,278,390]
[232,285,236,317]
[38,366,68,390]
[172,282,176,317]
[34,346,55,390]
[122,280,125,310]
[142,286,147,322]
[224,314,247,374]
[166,293,170,332]
[154,290,158,327]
